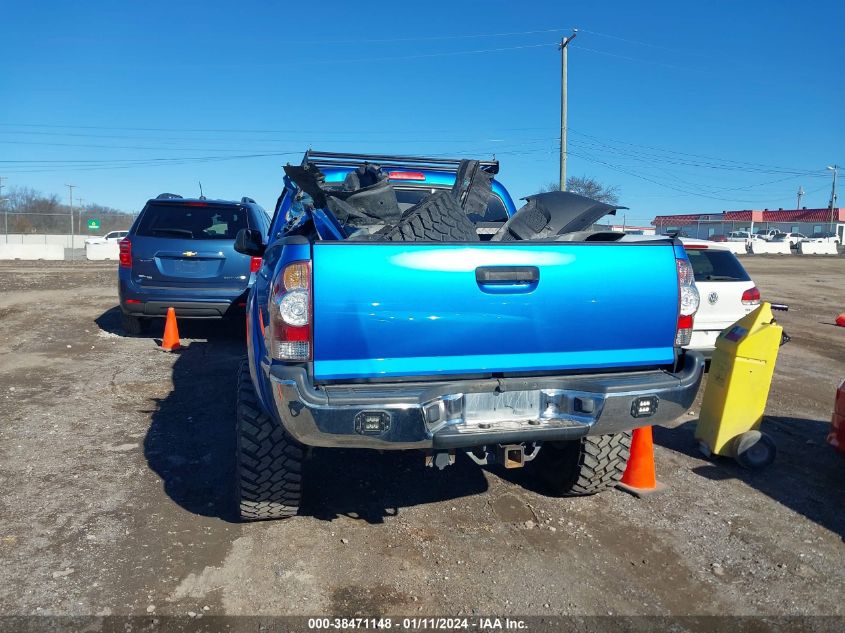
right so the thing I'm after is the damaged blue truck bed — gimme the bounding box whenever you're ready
[231,151,704,520]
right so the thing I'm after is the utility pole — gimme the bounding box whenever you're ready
[796,185,804,209]
[0,176,7,244]
[77,197,84,235]
[559,29,577,191]
[828,165,838,231]
[66,184,76,260]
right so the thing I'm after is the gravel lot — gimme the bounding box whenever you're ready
[0,257,843,621]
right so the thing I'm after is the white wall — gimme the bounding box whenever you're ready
[2,234,90,248]
[750,241,792,255]
[85,241,120,260]
[0,243,65,260]
[798,241,839,255]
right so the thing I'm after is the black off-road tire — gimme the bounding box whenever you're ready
[382,191,479,242]
[121,312,150,336]
[532,432,632,496]
[235,361,304,520]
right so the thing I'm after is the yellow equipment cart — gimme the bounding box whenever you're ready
[695,302,787,469]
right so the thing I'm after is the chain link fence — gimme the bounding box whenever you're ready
[2,211,135,260]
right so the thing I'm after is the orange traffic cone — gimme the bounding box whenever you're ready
[835,313,845,327]
[617,426,666,497]
[161,307,181,351]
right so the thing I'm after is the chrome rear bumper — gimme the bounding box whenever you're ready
[266,353,704,449]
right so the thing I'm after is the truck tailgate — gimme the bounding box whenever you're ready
[311,242,679,380]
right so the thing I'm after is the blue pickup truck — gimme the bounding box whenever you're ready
[233,151,704,520]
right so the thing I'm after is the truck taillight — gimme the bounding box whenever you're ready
[742,286,761,305]
[119,238,132,268]
[250,256,262,273]
[267,261,311,361]
[675,257,699,347]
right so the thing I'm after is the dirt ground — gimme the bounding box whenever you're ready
[0,257,843,622]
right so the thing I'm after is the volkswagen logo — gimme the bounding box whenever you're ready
[708,291,719,305]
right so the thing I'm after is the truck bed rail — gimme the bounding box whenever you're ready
[303,150,499,174]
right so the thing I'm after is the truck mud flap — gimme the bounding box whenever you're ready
[491,191,624,241]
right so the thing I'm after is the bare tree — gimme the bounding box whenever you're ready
[4,186,135,234]
[540,176,620,205]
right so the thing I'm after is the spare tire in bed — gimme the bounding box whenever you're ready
[381,191,479,242]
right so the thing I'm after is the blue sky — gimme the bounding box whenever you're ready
[2,0,843,224]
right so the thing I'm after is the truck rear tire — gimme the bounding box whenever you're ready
[235,361,304,520]
[382,191,479,242]
[532,432,632,496]
[121,312,150,336]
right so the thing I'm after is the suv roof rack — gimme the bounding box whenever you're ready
[240,196,256,204]
[156,193,182,200]
[303,150,499,175]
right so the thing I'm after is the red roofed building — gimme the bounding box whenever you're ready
[652,208,844,241]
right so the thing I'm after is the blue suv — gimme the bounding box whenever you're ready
[118,193,270,334]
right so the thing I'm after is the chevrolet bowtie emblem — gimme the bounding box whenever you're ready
[183,251,197,257]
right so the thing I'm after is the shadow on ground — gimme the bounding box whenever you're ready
[95,305,244,341]
[301,448,489,524]
[142,338,246,522]
[95,306,489,524]
[655,417,845,541]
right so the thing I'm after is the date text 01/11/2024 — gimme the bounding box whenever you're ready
[306,617,527,630]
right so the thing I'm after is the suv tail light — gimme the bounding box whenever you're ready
[675,257,699,347]
[119,238,132,268]
[741,286,761,305]
[267,261,311,361]
[249,256,262,273]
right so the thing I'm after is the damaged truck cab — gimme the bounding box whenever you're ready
[234,151,704,521]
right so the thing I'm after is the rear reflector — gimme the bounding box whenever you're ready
[250,256,262,273]
[125,299,141,304]
[675,314,694,346]
[388,171,426,181]
[675,327,693,347]
[742,286,761,305]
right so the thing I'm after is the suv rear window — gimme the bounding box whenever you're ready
[687,249,750,282]
[136,203,248,240]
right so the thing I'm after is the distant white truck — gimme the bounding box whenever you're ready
[727,231,765,246]
[754,228,780,241]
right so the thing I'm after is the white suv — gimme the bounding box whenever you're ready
[84,230,129,246]
[681,239,760,357]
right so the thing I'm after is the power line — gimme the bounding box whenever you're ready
[305,42,557,65]
[568,129,830,176]
[576,28,709,59]
[0,122,556,134]
[282,26,574,45]
[567,150,814,204]
[2,122,827,178]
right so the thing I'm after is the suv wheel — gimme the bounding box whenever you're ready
[121,313,150,336]
[235,361,304,520]
[531,432,632,496]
